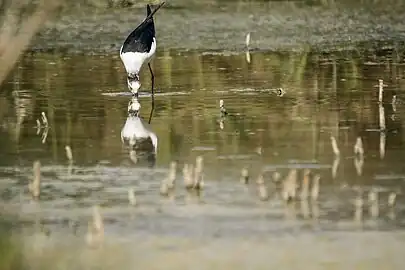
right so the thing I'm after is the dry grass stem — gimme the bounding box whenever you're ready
[167,161,177,189]
[183,163,194,189]
[354,155,364,176]
[128,187,137,206]
[378,79,384,104]
[300,169,310,200]
[354,195,363,223]
[86,205,104,247]
[245,32,251,48]
[258,184,269,201]
[300,199,310,219]
[354,137,364,156]
[245,50,251,63]
[330,136,340,156]
[41,112,49,127]
[29,160,41,199]
[272,171,281,183]
[332,156,339,179]
[311,174,320,201]
[256,173,269,200]
[65,145,73,162]
[388,192,396,207]
[160,180,169,196]
[240,167,249,184]
[282,169,297,202]
[193,156,204,190]
[368,190,379,218]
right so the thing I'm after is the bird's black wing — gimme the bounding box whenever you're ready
[121,3,165,54]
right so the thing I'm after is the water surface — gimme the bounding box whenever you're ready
[1,48,405,268]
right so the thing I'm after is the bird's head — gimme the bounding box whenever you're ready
[127,73,141,94]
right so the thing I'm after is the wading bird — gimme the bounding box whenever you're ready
[120,2,165,123]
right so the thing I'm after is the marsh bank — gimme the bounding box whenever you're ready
[33,0,405,54]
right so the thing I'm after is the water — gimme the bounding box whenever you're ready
[1,48,405,268]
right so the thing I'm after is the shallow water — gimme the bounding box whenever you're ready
[1,47,405,268]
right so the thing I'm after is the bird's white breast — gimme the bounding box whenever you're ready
[120,38,157,74]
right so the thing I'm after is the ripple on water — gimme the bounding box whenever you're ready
[101,91,190,97]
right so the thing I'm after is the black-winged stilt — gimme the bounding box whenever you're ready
[120,1,165,123]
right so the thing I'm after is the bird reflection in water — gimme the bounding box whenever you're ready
[121,97,158,167]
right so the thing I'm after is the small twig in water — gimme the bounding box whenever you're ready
[256,174,269,201]
[36,119,41,129]
[245,32,251,48]
[65,145,73,162]
[282,169,297,202]
[330,136,340,157]
[300,169,310,200]
[256,173,265,185]
[388,192,397,208]
[311,174,320,201]
[166,161,177,189]
[272,171,281,183]
[183,163,194,189]
[245,50,251,64]
[354,137,364,156]
[388,192,397,220]
[332,156,340,179]
[41,112,48,127]
[86,205,104,247]
[300,199,310,219]
[392,95,397,112]
[92,205,104,233]
[29,160,41,199]
[193,156,204,190]
[160,180,169,196]
[240,167,249,184]
[41,126,48,144]
[374,79,388,104]
[379,102,386,132]
[378,79,384,104]
[368,189,379,218]
[160,162,176,197]
[128,187,137,206]
[354,194,363,223]
[354,155,364,176]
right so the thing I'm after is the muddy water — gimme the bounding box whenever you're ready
[1,48,405,268]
